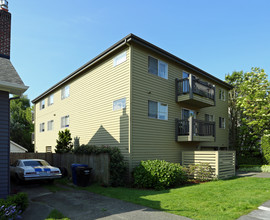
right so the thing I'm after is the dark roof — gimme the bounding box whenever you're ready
[32,33,232,103]
[0,57,28,95]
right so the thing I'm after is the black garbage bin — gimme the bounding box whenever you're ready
[71,164,88,185]
[76,167,92,187]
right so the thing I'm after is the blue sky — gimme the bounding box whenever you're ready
[9,0,270,101]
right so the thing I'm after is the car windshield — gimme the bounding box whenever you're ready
[23,160,49,167]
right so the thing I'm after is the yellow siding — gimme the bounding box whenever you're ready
[130,43,229,168]
[34,42,230,171]
[35,47,130,160]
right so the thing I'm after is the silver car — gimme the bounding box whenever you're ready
[10,159,62,183]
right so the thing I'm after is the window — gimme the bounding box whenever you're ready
[182,109,196,119]
[219,117,225,128]
[40,99,45,110]
[47,120,54,131]
[182,72,190,93]
[113,51,127,66]
[48,94,54,106]
[61,85,70,100]
[148,101,168,120]
[205,114,214,122]
[61,115,69,128]
[219,89,225,101]
[148,56,168,79]
[113,98,126,111]
[46,146,52,153]
[39,123,45,132]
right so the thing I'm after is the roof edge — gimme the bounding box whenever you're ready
[32,33,232,103]
[0,80,29,95]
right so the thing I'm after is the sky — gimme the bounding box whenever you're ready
[8,0,270,102]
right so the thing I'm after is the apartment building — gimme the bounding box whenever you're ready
[32,34,232,170]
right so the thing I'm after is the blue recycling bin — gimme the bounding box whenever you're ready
[71,163,88,185]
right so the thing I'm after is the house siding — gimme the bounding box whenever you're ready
[0,91,10,199]
[34,47,131,161]
[130,43,229,168]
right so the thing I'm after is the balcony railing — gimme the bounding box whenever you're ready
[176,118,215,141]
[176,75,215,101]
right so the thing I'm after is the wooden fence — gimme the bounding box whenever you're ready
[10,153,110,185]
[182,151,235,179]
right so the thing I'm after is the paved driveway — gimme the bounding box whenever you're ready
[14,182,190,220]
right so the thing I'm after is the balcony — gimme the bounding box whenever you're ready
[176,75,215,108]
[176,118,215,142]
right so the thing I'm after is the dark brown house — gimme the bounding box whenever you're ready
[0,0,28,199]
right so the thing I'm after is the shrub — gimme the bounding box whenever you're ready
[185,163,214,181]
[0,193,28,220]
[238,165,270,172]
[73,145,127,186]
[55,129,73,153]
[262,135,270,165]
[133,160,188,190]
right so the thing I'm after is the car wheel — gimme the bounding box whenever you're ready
[59,167,68,177]
[15,174,23,185]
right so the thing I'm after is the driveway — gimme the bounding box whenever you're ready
[14,182,190,220]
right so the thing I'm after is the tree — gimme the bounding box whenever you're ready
[10,95,34,152]
[226,68,270,164]
[55,129,73,153]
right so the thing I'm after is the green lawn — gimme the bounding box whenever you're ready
[82,177,270,220]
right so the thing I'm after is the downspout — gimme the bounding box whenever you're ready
[124,38,133,175]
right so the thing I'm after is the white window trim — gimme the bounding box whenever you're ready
[205,114,215,122]
[61,115,70,128]
[48,94,54,106]
[40,99,45,110]
[47,120,54,131]
[113,98,126,111]
[148,100,168,120]
[61,85,70,100]
[219,117,226,129]
[148,56,168,79]
[219,89,226,101]
[39,123,45,132]
[113,51,127,67]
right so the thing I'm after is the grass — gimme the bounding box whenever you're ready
[81,177,270,220]
[238,165,270,172]
[45,209,70,220]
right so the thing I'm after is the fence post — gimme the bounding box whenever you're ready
[189,116,193,141]
[215,151,219,178]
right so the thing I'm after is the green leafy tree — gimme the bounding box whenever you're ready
[55,129,73,153]
[10,95,34,152]
[226,68,270,164]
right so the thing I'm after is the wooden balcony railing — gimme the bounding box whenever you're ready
[176,75,215,100]
[176,118,215,141]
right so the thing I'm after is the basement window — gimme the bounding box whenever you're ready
[114,51,127,67]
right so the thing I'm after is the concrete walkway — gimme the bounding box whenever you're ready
[19,183,191,220]
[237,172,270,220]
